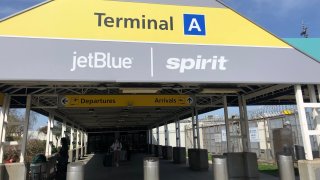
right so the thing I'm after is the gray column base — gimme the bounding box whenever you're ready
[155,145,163,158]
[147,144,152,154]
[151,145,156,155]
[173,147,186,164]
[188,149,209,171]
[162,146,173,160]
[224,152,259,179]
[298,159,320,180]
[0,163,27,180]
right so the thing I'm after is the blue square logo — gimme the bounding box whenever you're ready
[183,14,206,36]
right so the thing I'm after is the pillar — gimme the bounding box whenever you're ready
[80,130,84,157]
[223,96,231,152]
[149,129,153,144]
[164,123,169,146]
[45,113,54,157]
[195,108,201,149]
[175,117,181,147]
[239,95,251,152]
[308,85,320,154]
[76,128,80,160]
[70,125,74,150]
[156,126,159,145]
[295,85,313,160]
[84,132,88,155]
[20,95,31,162]
[0,95,10,163]
[61,120,66,138]
[191,108,197,149]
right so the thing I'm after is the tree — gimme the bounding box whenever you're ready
[38,122,62,149]
[25,139,46,162]
[6,109,38,141]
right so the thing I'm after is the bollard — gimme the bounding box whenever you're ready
[278,154,295,180]
[212,155,228,180]
[144,157,159,180]
[67,162,85,180]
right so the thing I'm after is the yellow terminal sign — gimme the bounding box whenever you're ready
[0,93,4,106]
[60,95,193,107]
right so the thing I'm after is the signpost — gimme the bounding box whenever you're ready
[59,95,193,107]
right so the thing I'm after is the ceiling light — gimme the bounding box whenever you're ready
[120,88,160,94]
[201,88,239,94]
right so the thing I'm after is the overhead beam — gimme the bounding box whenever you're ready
[244,85,291,100]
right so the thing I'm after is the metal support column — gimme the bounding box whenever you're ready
[191,108,197,149]
[20,95,31,162]
[195,108,201,149]
[156,126,159,145]
[76,128,80,160]
[295,85,314,160]
[149,129,153,144]
[239,95,251,152]
[84,132,88,155]
[80,130,83,157]
[223,96,231,152]
[164,122,169,146]
[175,117,181,147]
[70,125,74,150]
[0,95,10,163]
[308,85,320,154]
[61,120,67,138]
[45,113,54,157]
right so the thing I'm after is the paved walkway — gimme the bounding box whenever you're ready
[83,153,282,180]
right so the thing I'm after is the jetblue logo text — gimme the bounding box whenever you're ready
[183,14,206,36]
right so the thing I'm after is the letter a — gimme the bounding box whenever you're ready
[188,18,201,32]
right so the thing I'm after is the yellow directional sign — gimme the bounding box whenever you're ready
[60,95,194,107]
[282,109,294,115]
[0,93,3,106]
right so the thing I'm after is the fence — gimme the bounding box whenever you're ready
[185,112,319,162]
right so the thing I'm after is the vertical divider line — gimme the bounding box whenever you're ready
[151,47,154,77]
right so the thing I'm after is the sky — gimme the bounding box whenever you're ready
[221,0,320,38]
[0,0,319,38]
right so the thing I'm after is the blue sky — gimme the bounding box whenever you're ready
[0,0,319,38]
[221,0,320,38]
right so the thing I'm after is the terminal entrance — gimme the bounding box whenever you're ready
[1,82,314,180]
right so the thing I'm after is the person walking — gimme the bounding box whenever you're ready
[56,138,69,180]
[111,139,122,167]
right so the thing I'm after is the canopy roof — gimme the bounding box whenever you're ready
[285,38,320,62]
[0,0,318,84]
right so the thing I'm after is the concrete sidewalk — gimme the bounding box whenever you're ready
[83,153,282,180]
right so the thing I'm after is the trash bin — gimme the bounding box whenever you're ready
[278,154,295,180]
[212,155,228,180]
[66,162,85,180]
[30,163,47,180]
[30,154,47,180]
[144,157,159,180]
